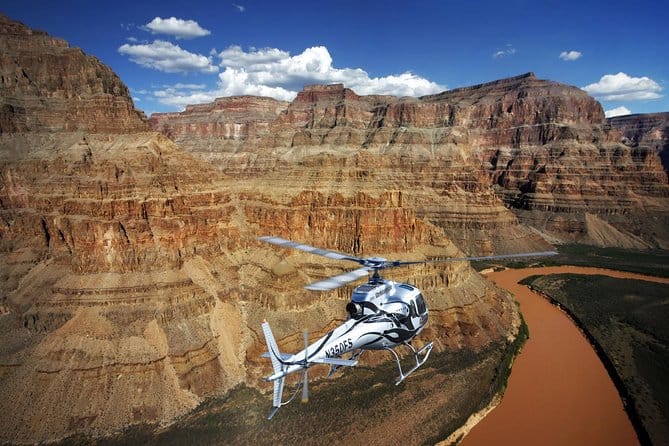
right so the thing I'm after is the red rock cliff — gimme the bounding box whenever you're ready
[608,112,669,175]
[0,15,147,133]
[0,14,521,443]
[152,76,669,251]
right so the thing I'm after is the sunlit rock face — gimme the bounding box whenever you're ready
[607,112,669,175]
[0,14,522,443]
[152,75,669,251]
[0,15,147,133]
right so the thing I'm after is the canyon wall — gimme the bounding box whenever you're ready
[152,78,669,251]
[608,112,669,174]
[0,15,147,133]
[0,15,519,443]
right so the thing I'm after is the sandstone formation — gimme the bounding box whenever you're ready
[608,112,669,174]
[0,14,521,443]
[150,96,288,163]
[153,77,669,251]
[0,15,147,133]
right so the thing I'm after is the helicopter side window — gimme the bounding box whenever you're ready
[415,294,426,315]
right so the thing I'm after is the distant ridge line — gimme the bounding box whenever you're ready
[421,72,538,100]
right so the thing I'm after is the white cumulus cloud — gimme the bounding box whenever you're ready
[559,50,582,61]
[168,83,207,90]
[118,40,218,73]
[215,45,445,100]
[604,106,631,118]
[583,72,663,101]
[144,17,211,39]
[147,44,445,109]
[219,45,290,69]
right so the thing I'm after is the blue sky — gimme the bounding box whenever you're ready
[3,0,667,117]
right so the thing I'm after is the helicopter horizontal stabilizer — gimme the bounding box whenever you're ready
[310,357,358,367]
[261,351,292,360]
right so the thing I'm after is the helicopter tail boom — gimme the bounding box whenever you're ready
[261,321,359,419]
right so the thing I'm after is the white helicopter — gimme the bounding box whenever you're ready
[259,235,557,419]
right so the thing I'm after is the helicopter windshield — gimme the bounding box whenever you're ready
[415,294,427,315]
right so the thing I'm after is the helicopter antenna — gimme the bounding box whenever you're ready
[258,236,557,292]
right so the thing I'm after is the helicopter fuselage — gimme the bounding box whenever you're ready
[266,279,428,381]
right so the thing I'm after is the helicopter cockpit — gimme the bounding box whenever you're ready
[345,280,427,330]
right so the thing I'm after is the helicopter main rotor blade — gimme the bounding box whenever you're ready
[305,267,371,291]
[258,236,363,264]
[364,251,558,270]
[370,251,558,269]
[419,250,559,264]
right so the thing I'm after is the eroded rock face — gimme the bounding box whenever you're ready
[0,133,519,442]
[608,112,669,175]
[149,96,288,162]
[0,14,520,443]
[0,15,147,133]
[153,76,669,251]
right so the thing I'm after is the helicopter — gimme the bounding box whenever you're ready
[258,235,557,419]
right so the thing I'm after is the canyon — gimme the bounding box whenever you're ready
[1,12,668,444]
[151,77,669,253]
[1,14,523,443]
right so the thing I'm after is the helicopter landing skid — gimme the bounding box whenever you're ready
[385,341,434,385]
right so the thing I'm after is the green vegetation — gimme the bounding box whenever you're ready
[492,313,529,395]
[473,244,669,278]
[521,273,669,446]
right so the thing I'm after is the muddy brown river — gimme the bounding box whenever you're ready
[461,266,669,446]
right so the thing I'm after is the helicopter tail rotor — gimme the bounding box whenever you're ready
[261,322,287,419]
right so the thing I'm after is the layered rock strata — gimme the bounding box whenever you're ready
[0,14,520,443]
[608,112,669,175]
[0,15,147,133]
[153,77,669,251]
[149,96,288,162]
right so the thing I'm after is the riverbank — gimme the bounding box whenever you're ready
[522,273,669,446]
[458,266,666,446]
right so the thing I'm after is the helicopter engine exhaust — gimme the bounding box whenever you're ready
[346,302,363,319]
